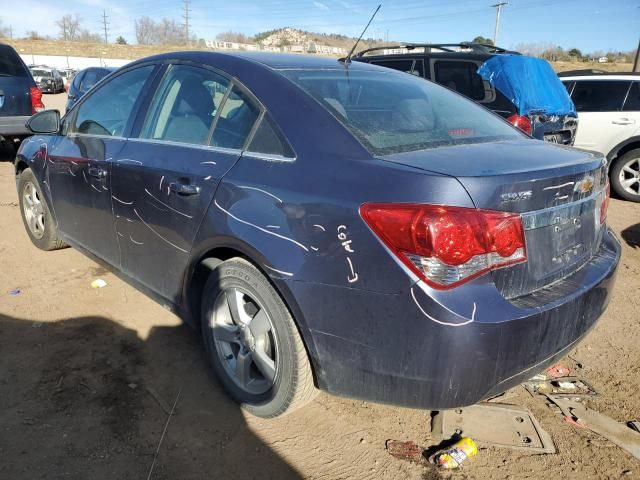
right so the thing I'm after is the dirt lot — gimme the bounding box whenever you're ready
[1,93,639,479]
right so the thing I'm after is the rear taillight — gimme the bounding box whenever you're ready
[599,182,610,224]
[30,86,45,113]
[507,114,532,135]
[360,204,527,289]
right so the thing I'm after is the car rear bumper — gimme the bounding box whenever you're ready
[0,116,30,137]
[285,227,620,410]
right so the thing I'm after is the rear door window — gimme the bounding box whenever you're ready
[0,46,27,77]
[562,80,575,94]
[210,86,260,150]
[246,114,295,158]
[370,59,424,77]
[433,60,486,101]
[571,80,630,112]
[72,65,154,137]
[623,82,640,111]
[141,64,230,146]
[80,70,100,93]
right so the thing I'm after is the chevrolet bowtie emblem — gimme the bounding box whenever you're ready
[574,177,594,194]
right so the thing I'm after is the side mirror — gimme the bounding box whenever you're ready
[26,109,60,134]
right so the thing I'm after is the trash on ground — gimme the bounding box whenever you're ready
[386,440,426,464]
[524,376,598,398]
[546,365,571,378]
[548,395,640,461]
[431,403,556,454]
[8,288,21,296]
[91,279,107,289]
[429,437,478,469]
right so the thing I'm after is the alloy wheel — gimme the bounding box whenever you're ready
[619,157,640,196]
[23,182,45,239]
[212,287,278,395]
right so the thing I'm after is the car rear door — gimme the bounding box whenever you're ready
[570,79,633,155]
[0,45,33,118]
[48,64,157,267]
[110,63,261,301]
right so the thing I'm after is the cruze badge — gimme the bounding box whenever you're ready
[501,191,532,202]
[574,177,595,194]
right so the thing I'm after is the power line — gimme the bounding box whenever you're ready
[102,9,109,44]
[491,2,507,46]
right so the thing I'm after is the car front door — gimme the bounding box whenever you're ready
[110,63,261,301]
[570,80,633,155]
[48,65,156,267]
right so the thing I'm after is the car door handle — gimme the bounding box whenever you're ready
[88,166,107,178]
[612,118,636,125]
[169,182,200,196]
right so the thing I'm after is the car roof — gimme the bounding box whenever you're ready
[128,50,383,72]
[559,73,640,81]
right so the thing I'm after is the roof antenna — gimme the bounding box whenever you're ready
[341,4,382,65]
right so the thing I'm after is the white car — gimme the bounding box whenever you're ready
[561,72,640,202]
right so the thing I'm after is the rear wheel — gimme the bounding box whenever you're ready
[17,168,67,250]
[611,149,640,202]
[201,258,317,418]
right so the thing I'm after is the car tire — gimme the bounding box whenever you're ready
[17,168,67,250]
[610,149,640,203]
[201,257,317,418]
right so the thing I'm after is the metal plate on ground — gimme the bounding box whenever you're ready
[430,403,556,454]
[524,376,598,398]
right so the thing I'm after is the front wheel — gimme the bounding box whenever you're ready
[610,149,640,202]
[201,258,317,418]
[17,168,67,250]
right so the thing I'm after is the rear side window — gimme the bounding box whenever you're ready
[72,65,154,137]
[370,59,424,77]
[571,80,630,112]
[433,60,485,101]
[623,82,640,111]
[80,70,101,93]
[0,46,27,77]
[141,64,230,145]
[246,114,295,158]
[210,86,260,150]
[562,81,575,94]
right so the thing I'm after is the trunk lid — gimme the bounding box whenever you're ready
[381,139,608,298]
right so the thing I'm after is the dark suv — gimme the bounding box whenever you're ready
[0,43,44,152]
[353,43,578,145]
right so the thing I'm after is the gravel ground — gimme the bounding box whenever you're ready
[0,92,639,479]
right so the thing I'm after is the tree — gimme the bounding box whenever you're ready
[216,31,252,44]
[0,19,10,38]
[27,30,43,41]
[134,16,189,45]
[115,35,127,45]
[135,16,155,45]
[568,48,582,59]
[472,35,494,46]
[56,14,81,41]
[77,29,102,43]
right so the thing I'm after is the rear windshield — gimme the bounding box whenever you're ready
[31,69,52,77]
[282,69,522,155]
[0,46,27,77]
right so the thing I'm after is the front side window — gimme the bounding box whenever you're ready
[210,86,260,150]
[571,80,630,112]
[283,69,522,155]
[141,64,230,145]
[623,82,640,112]
[72,65,154,137]
[434,60,486,101]
[371,59,424,77]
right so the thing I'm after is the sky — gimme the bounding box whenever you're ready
[2,0,638,53]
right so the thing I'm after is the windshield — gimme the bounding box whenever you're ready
[282,69,523,155]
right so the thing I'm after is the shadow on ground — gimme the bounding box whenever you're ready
[0,313,300,480]
[621,223,640,249]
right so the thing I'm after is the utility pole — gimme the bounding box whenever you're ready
[491,2,507,46]
[102,10,109,44]
[633,37,640,73]
[183,0,191,46]
[9,25,13,39]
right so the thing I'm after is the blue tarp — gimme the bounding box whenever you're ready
[477,54,576,117]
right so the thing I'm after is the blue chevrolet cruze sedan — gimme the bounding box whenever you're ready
[15,52,620,417]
